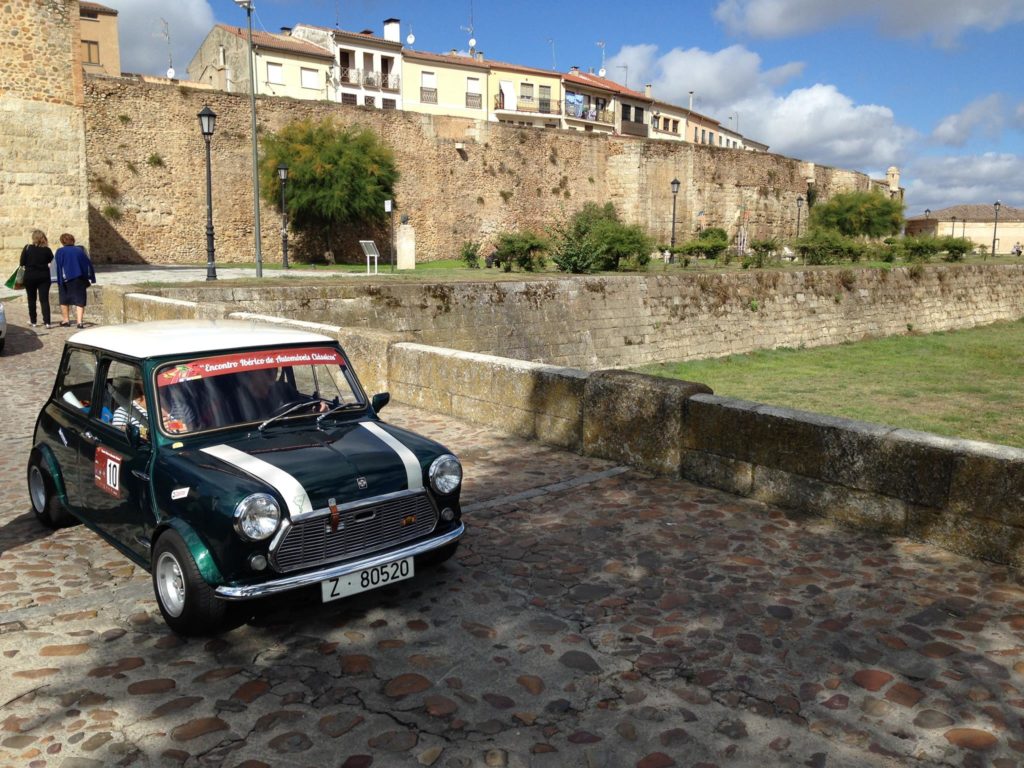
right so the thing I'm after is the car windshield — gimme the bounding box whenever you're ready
[154,346,363,435]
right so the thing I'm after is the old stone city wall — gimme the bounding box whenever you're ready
[112,263,1024,369]
[82,75,887,266]
[0,0,89,273]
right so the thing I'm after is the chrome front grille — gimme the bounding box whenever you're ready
[272,492,438,573]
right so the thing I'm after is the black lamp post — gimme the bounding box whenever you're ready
[235,0,263,277]
[796,195,804,238]
[670,177,680,249]
[198,106,217,281]
[277,163,290,270]
[991,200,1001,259]
[950,215,956,236]
[924,208,930,218]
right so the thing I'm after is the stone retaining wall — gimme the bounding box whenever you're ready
[103,287,1024,567]
[107,262,1024,369]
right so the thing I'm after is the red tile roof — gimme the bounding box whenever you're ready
[80,2,117,15]
[402,48,489,70]
[563,71,651,102]
[217,24,334,61]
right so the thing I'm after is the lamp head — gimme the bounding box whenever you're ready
[670,178,680,194]
[925,208,930,217]
[995,200,1001,211]
[233,0,253,8]
[197,105,216,138]
[796,195,804,208]
[277,162,289,182]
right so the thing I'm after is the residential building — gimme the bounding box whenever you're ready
[650,100,687,142]
[717,123,744,150]
[79,2,120,77]
[401,49,490,119]
[187,25,335,101]
[488,59,562,128]
[291,20,403,109]
[906,204,1022,254]
[562,69,651,138]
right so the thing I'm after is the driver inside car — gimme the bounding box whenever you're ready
[234,366,328,423]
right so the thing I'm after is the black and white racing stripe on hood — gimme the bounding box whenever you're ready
[200,422,424,517]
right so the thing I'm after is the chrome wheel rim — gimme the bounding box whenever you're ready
[155,552,186,617]
[29,466,47,514]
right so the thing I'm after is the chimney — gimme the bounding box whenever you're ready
[383,18,400,43]
[644,83,652,98]
[476,51,484,62]
[280,26,292,35]
[569,65,580,74]
[588,67,594,74]
[688,90,694,111]
[450,48,458,56]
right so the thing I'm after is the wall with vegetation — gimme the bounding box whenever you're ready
[82,75,888,265]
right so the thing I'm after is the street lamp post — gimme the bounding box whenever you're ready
[670,177,680,250]
[277,163,289,270]
[235,0,263,278]
[198,106,218,281]
[991,200,1001,259]
[950,215,956,236]
[796,195,804,238]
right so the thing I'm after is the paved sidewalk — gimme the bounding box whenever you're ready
[1,299,1023,767]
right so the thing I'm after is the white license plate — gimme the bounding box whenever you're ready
[321,557,414,603]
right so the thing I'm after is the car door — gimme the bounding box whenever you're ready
[78,358,155,563]
[45,346,100,510]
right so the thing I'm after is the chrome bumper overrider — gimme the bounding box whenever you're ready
[214,523,465,600]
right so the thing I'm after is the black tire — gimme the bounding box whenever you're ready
[28,451,74,528]
[152,529,229,637]
[0,337,5,354]
[416,541,460,568]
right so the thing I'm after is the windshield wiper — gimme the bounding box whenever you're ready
[316,401,365,423]
[258,400,324,431]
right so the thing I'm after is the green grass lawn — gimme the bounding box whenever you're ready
[635,319,1024,448]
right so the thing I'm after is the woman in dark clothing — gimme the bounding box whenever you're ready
[54,233,96,329]
[20,229,54,328]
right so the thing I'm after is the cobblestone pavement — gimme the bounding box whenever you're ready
[1,295,1023,768]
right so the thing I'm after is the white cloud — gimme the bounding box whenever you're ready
[903,153,1024,210]
[931,95,1005,146]
[114,0,215,77]
[607,44,912,170]
[713,0,1024,47]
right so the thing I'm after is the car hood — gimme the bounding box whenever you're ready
[190,419,441,515]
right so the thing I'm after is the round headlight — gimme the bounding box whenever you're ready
[233,493,281,541]
[429,454,462,495]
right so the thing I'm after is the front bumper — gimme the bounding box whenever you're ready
[214,522,465,600]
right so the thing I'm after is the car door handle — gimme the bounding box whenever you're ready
[132,470,150,481]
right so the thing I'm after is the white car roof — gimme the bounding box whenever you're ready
[69,320,336,359]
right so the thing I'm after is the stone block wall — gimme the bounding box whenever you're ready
[119,263,1024,370]
[0,0,89,271]
[82,76,885,266]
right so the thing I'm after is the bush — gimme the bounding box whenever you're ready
[941,236,971,262]
[459,240,481,269]
[551,231,595,273]
[901,235,941,263]
[493,231,547,272]
[680,230,729,261]
[551,202,650,273]
[744,238,779,269]
[590,219,652,271]
[794,228,864,265]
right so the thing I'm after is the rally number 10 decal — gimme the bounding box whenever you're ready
[94,446,123,499]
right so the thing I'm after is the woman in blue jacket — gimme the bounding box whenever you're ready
[54,233,96,328]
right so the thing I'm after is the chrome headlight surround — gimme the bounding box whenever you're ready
[429,454,462,495]
[233,493,281,541]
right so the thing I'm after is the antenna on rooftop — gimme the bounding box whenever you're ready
[596,40,606,77]
[406,23,415,46]
[335,0,340,29]
[461,0,476,50]
[547,38,556,71]
[617,64,628,88]
[158,18,174,78]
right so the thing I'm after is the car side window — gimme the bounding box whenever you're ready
[99,360,149,441]
[56,349,98,413]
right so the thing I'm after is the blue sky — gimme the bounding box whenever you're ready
[115,0,1024,215]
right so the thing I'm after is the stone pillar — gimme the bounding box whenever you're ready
[397,223,416,270]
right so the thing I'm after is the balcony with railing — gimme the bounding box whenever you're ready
[620,120,649,138]
[338,68,400,91]
[465,92,482,109]
[420,87,438,104]
[563,100,613,124]
[493,94,562,115]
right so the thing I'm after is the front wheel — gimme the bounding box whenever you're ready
[28,451,73,528]
[152,530,228,636]
[416,541,460,568]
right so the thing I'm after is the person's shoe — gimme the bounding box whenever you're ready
[29,322,37,327]
[45,323,53,329]
[59,321,70,327]
[76,323,85,329]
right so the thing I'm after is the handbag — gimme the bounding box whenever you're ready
[5,265,25,290]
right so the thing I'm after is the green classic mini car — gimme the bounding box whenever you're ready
[28,320,464,635]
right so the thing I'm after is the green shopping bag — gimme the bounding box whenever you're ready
[4,265,24,290]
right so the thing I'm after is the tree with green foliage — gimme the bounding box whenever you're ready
[492,231,548,272]
[901,235,941,263]
[679,227,729,261]
[808,190,903,238]
[260,119,398,258]
[940,236,971,262]
[551,202,652,273]
[794,228,864,265]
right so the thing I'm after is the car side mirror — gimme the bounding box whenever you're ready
[371,392,390,412]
